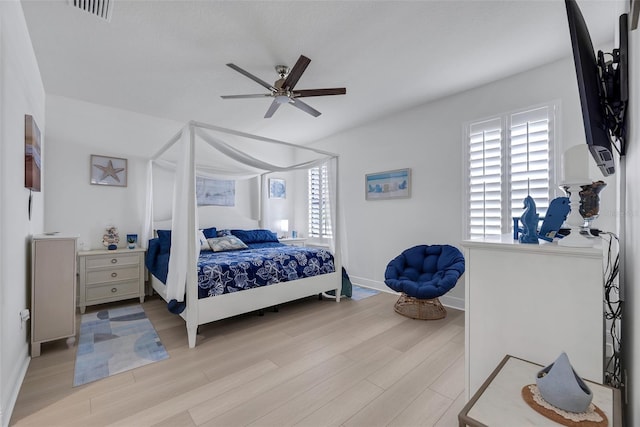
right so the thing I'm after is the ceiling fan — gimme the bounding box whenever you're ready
[221,55,346,118]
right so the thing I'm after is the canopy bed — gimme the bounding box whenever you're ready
[143,121,342,348]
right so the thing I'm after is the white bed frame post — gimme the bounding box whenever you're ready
[333,156,342,302]
[185,123,199,348]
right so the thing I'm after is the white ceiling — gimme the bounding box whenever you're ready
[20,0,621,144]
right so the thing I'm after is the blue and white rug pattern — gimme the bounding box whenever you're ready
[73,304,169,386]
[350,285,380,301]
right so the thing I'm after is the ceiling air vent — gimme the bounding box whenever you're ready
[68,0,113,22]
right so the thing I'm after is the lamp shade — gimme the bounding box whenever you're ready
[279,219,289,233]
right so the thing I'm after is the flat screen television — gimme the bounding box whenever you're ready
[565,0,628,177]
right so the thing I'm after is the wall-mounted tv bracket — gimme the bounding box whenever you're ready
[597,13,628,156]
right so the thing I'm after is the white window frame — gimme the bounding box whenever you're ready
[463,102,560,240]
[308,164,332,240]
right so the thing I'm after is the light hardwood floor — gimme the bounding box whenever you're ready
[10,290,465,426]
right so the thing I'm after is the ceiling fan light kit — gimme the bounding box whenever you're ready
[221,55,346,118]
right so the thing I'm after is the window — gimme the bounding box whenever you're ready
[466,104,556,239]
[308,165,332,239]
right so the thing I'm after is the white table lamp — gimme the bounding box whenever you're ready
[279,219,289,238]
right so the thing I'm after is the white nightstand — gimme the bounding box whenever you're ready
[78,247,146,313]
[279,237,307,246]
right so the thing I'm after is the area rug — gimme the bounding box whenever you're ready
[73,304,169,386]
[351,285,380,300]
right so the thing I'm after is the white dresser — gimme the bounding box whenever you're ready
[78,247,146,313]
[462,235,605,399]
[31,234,78,357]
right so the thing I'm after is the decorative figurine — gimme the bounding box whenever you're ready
[536,352,593,413]
[103,226,120,250]
[519,195,539,244]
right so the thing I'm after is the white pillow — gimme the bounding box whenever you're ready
[207,235,248,252]
[198,230,212,251]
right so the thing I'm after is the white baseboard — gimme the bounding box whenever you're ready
[2,354,30,427]
[350,275,465,311]
[441,294,465,311]
[349,276,388,292]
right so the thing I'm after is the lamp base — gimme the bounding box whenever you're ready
[558,182,593,248]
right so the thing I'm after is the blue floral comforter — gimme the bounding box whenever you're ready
[197,245,335,298]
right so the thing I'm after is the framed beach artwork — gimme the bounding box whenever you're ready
[25,115,42,192]
[269,178,286,199]
[365,168,411,200]
[90,155,128,187]
[196,177,235,206]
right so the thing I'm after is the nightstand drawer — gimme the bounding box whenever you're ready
[86,280,139,302]
[85,253,140,269]
[86,266,139,285]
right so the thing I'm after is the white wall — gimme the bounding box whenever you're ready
[43,96,183,249]
[0,1,45,425]
[43,97,299,247]
[308,56,617,310]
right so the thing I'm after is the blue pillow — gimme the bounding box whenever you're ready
[202,227,217,239]
[156,230,171,253]
[231,229,279,244]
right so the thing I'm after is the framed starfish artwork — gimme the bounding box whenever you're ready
[90,155,127,187]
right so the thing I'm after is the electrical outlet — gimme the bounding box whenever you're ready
[20,309,30,322]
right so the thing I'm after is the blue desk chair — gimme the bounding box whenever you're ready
[384,245,465,320]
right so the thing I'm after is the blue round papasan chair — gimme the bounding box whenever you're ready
[384,244,465,320]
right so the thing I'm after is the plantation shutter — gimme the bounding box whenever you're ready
[308,165,332,238]
[509,106,552,221]
[468,118,503,239]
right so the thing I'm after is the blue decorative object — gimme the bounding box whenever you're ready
[538,197,570,241]
[536,352,593,413]
[519,196,540,244]
[126,233,137,249]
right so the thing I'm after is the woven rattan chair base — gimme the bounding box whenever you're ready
[394,294,447,320]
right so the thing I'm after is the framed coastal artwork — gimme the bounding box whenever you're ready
[196,177,235,206]
[365,168,411,200]
[269,178,286,199]
[25,115,42,192]
[90,155,128,187]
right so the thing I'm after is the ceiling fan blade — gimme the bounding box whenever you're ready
[264,99,282,118]
[293,88,346,98]
[226,63,275,91]
[282,55,311,90]
[221,94,271,99]
[290,98,321,117]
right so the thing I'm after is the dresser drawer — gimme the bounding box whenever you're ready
[85,253,141,269]
[86,266,139,285]
[86,280,139,302]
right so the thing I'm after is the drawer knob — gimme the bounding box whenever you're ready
[111,287,117,293]
[111,272,118,278]
[111,259,118,264]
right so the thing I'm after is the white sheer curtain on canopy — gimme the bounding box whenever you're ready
[143,121,340,305]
